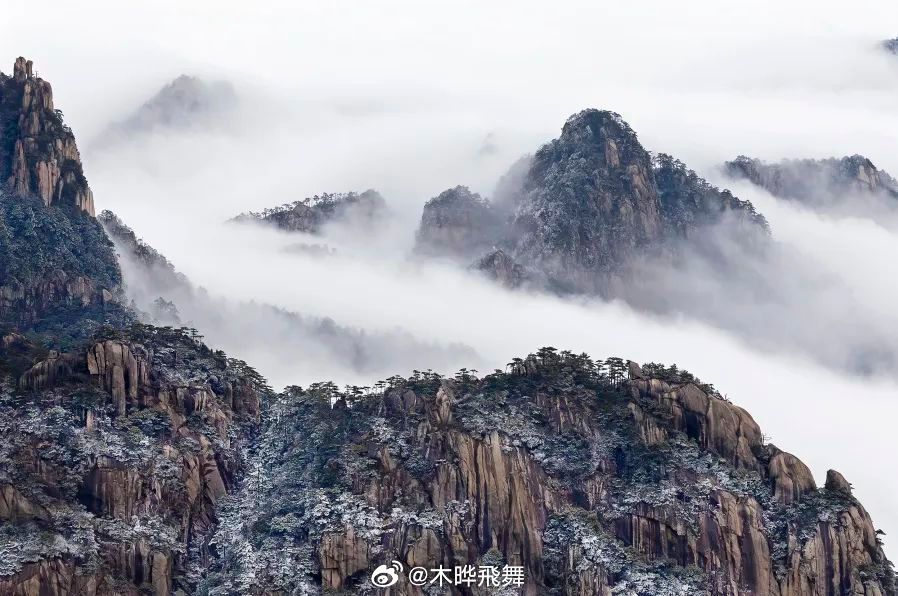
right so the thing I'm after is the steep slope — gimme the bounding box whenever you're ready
[725,155,898,205]
[416,110,767,293]
[0,325,265,595]
[0,57,95,215]
[205,352,895,595]
[0,58,121,336]
[416,186,505,260]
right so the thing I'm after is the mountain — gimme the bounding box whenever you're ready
[1,57,95,215]
[0,58,121,337]
[725,155,898,205]
[99,75,237,142]
[0,57,894,596]
[204,354,895,595]
[416,110,767,293]
[416,186,505,260]
[231,190,387,235]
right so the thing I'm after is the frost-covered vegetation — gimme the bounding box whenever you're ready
[0,322,268,589]
[197,346,898,594]
[231,190,387,234]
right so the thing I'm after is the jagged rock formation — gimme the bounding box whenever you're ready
[231,190,387,235]
[0,58,94,215]
[725,155,898,205]
[204,352,894,595]
[0,325,266,595]
[0,59,119,333]
[416,110,767,292]
[416,186,505,259]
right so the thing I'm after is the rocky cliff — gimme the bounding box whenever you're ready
[203,352,894,595]
[0,58,94,215]
[0,59,119,334]
[0,324,266,595]
[416,110,767,293]
[232,190,387,235]
[725,155,898,205]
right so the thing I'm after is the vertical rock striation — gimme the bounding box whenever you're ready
[1,57,95,215]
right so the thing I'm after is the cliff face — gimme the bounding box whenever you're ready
[0,59,119,333]
[232,190,387,235]
[0,58,94,215]
[416,110,767,293]
[0,325,265,596]
[725,155,898,205]
[205,353,895,595]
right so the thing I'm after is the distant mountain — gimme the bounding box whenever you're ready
[96,74,237,145]
[417,109,767,293]
[725,155,898,205]
[231,189,387,234]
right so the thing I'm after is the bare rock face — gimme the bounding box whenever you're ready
[725,154,898,205]
[825,469,853,495]
[207,352,895,595]
[1,58,95,215]
[0,329,264,595]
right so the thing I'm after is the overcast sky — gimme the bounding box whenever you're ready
[3,0,898,554]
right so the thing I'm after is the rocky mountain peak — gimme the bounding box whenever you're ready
[416,185,505,259]
[0,57,95,215]
[414,109,768,294]
[725,154,898,204]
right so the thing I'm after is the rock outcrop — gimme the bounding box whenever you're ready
[416,185,505,259]
[0,327,264,595]
[205,351,895,595]
[231,189,387,235]
[725,154,898,205]
[0,58,94,215]
[416,110,767,293]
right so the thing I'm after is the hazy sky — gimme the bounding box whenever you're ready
[3,0,898,553]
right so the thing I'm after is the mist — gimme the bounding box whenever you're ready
[3,0,898,554]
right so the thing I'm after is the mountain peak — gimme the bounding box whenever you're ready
[0,57,94,215]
